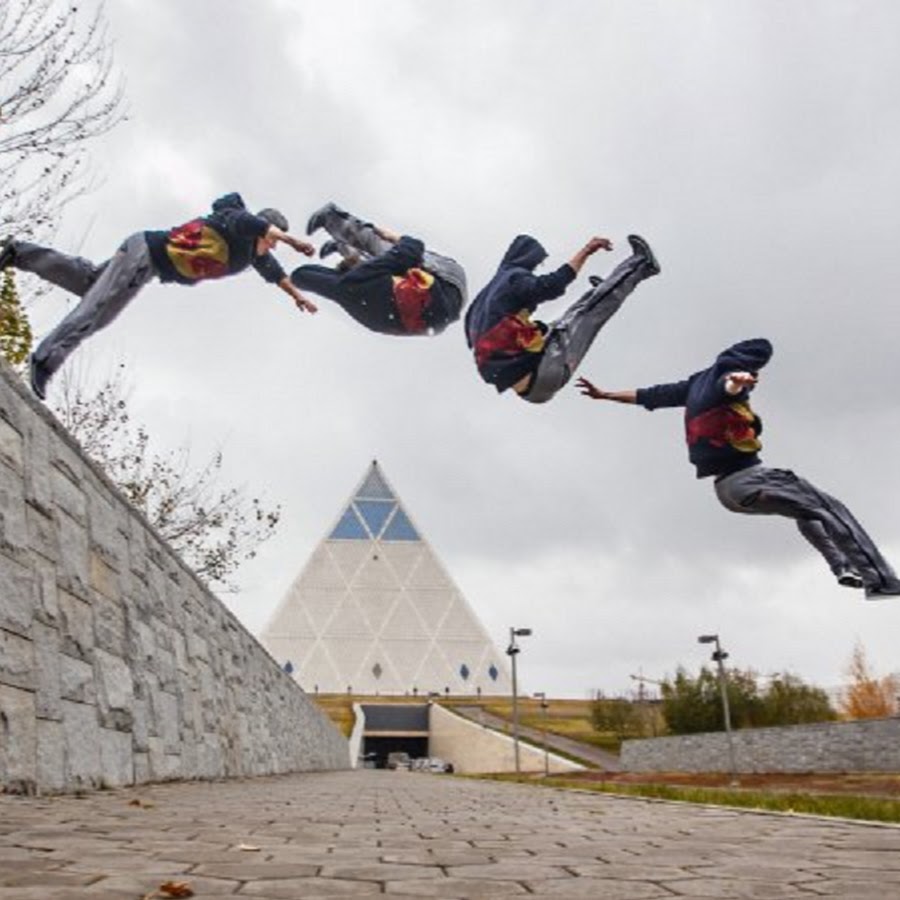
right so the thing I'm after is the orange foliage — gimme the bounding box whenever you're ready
[839,642,898,720]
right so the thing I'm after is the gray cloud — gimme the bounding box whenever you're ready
[26,0,900,698]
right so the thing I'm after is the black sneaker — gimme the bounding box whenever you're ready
[306,202,338,236]
[29,354,50,401]
[627,234,660,276]
[319,240,340,259]
[0,237,16,271]
[836,569,864,589]
[865,581,900,600]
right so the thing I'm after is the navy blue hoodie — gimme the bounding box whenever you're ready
[145,193,286,286]
[464,235,576,392]
[636,338,774,478]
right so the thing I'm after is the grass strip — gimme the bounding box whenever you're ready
[479,775,900,824]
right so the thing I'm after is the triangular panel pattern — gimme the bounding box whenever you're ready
[357,466,394,500]
[355,499,395,537]
[382,507,419,541]
[260,461,512,695]
[329,505,368,540]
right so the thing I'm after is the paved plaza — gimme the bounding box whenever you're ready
[1,770,899,899]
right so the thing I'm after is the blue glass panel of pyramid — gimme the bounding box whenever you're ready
[283,661,294,674]
[488,664,499,681]
[355,499,395,537]
[329,505,368,540]
[459,664,470,681]
[381,507,420,541]
[357,467,394,500]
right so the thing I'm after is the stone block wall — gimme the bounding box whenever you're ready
[621,717,900,773]
[0,361,348,793]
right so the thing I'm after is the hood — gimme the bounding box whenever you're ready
[211,192,246,213]
[715,338,773,372]
[499,234,547,272]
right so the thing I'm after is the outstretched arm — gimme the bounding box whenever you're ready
[373,224,401,244]
[568,236,613,275]
[266,225,316,257]
[277,276,318,314]
[576,377,637,404]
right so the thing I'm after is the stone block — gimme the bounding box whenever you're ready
[147,736,181,781]
[132,696,149,752]
[155,647,177,693]
[0,684,36,791]
[25,500,57,563]
[133,750,149,783]
[32,620,61,720]
[29,552,58,626]
[0,627,34,691]
[152,689,180,753]
[89,551,121,601]
[22,416,52,511]
[0,413,23,472]
[35,718,65,792]
[0,554,33,637]
[94,647,134,731]
[51,461,86,523]
[58,590,93,661]
[0,459,28,562]
[188,630,210,663]
[87,487,128,567]
[61,699,101,788]
[56,510,90,600]
[92,594,126,657]
[60,656,95,704]
[98,727,133,787]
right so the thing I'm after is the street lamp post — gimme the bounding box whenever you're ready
[507,627,532,775]
[534,692,550,776]
[698,633,739,785]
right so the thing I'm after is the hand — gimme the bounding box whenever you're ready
[291,237,316,256]
[584,237,613,255]
[294,294,318,314]
[576,376,606,399]
[724,371,757,394]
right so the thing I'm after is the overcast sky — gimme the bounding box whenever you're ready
[28,0,900,698]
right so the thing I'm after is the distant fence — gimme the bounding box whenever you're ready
[621,717,900,773]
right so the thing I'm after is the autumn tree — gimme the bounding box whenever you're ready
[52,366,281,590]
[0,0,124,241]
[0,267,31,367]
[839,642,898,720]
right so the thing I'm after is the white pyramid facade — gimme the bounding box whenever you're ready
[261,462,513,696]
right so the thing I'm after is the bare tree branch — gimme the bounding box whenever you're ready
[53,365,282,590]
[0,0,125,241]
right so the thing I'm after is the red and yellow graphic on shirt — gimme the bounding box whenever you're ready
[473,309,545,366]
[392,268,434,333]
[165,219,230,281]
[686,402,761,453]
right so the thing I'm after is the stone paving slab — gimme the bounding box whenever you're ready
[0,770,899,899]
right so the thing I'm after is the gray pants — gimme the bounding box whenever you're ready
[17,234,157,377]
[715,465,900,591]
[524,252,651,404]
[318,207,468,302]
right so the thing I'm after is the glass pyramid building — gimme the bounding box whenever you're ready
[261,461,512,696]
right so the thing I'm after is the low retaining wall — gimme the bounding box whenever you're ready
[0,361,349,793]
[621,717,900,773]
[429,703,584,774]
